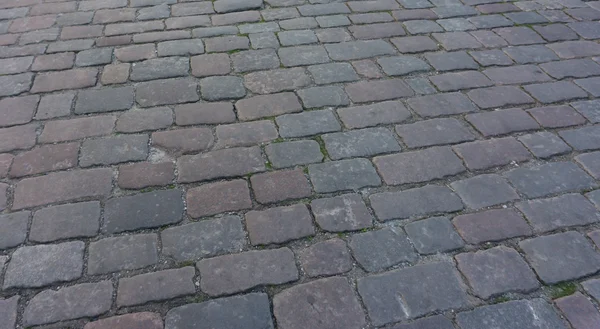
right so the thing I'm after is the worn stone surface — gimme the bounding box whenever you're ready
[88,234,158,274]
[299,239,353,277]
[30,202,100,242]
[117,267,196,306]
[186,179,253,218]
[453,208,532,244]
[311,193,373,232]
[405,216,464,254]
[246,204,314,245]
[274,277,366,329]
[309,158,381,193]
[350,228,417,272]
[85,312,163,329]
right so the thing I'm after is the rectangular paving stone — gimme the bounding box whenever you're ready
[547,40,600,59]
[503,45,559,64]
[214,0,262,13]
[299,3,350,16]
[576,152,600,179]
[231,49,280,72]
[456,246,539,299]
[244,68,312,94]
[540,58,600,79]
[299,239,353,277]
[467,86,535,109]
[451,174,519,209]
[197,248,298,296]
[505,161,597,198]
[246,204,315,245]
[166,293,274,329]
[311,193,373,232]
[162,216,245,261]
[9,142,78,178]
[405,216,464,254]
[277,109,341,138]
[297,86,349,108]
[396,118,475,148]
[391,36,438,53]
[571,99,600,123]
[466,108,539,137]
[152,127,214,154]
[191,53,230,77]
[429,71,493,92]
[520,231,600,284]
[157,39,205,56]
[13,168,112,210]
[483,64,552,84]
[358,262,469,326]
[250,169,311,204]
[118,162,175,189]
[24,282,113,326]
[350,228,417,272]
[453,208,532,244]
[349,22,406,39]
[104,189,184,233]
[338,101,411,129]
[80,134,148,167]
[524,81,588,103]
[407,92,478,118]
[374,146,465,185]
[518,132,572,158]
[117,267,196,306]
[175,102,236,125]
[4,241,84,289]
[308,62,359,84]
[115,44,155,62]
[324,40,396,60]
[516,194,599,233]
[322,127,401,160]
[136,78,199,107]
[265,140,323,168]
[186,179,252,218]
[469,49,513,66]
[309,158,381,193]
[35,92,74,119]
[215,120,278,148]
[200,76,246,101]
[556,292,600,329]
[0,212,28,250]
[31,68,97,93]
[205,36,249,53]
[40,115,115,143]
[370,185,463,221]
[30,201,100,243]
[425,51,479,71]
[0,123,37,153]
[177,147,265,183]
[453,137,532,170]
[116,107,173,133]
[494,26,545,45]
[75,87,134,114]
[575,76,600,96]
[0,296,18,329]
[345,79,413,103]
[456,299,568,329]
[31,53,74,72]
[130,57,189,81]
[88,234,158,275]
[378,56,431,76]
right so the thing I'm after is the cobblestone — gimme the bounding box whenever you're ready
[453,208,532,244]
[117,267,196,306]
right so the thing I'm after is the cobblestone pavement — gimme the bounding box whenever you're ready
[2,0,600,327]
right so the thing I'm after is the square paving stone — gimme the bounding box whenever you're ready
[358,262,470,326]
[396,118,475,148]
[245,204,315,245]
[274,277,366,329]
[518,132,572,158]
[470,30,508,48]
[349,228,417,272]
[4,241,84,289]
[516,193,600,233]
[104,189,184,233]
[453,208,533,244]
[425,51,479,71]
[374,146,465,185]
[524,81,588,104]
[555,292,600,329]
[453,137,532,170]
[377,56,431,76]
[408,92,478,118]
[309,158,381,193]
[322,127,401,160]
[405,216,464,254]
[276,109,341,138]
[559,125,600,151]
[504,161,597,198]
[0,211,28,250]
[456,299,568,329]
[279,45,330,66]
[197,248,298,296]
[576,151,600,179]
[265,140,323,168]
[520,231,600,284]
[456,246,539,299]
[162,216,245,261]
[337,101,411,129]
[451,174,519,209]
[406,77,437,95]
[370,185,464,221]
[311,193,373,232]
[299,239,353,277]
[165,293,274,329]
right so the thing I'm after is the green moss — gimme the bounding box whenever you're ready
[228,49,242,54]
[548,282,578,299]
[178,260,195,267]
[265,160,273,170]
[303,166,309,174]
[188,295,208,303]
[314,136,329,158]
[492,295,510,304]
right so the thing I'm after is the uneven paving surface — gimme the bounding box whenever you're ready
[2,0,600,327]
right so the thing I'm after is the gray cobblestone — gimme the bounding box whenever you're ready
[117,267,196,306]
[246,204,314,245]
[405,216,464,254]
[323,128,401,160]
[311,193,373,232]
[277,109,340,137]
[309,158,381,193]
[30,202,100,243]
[454,137,532,170]
[350,228,417,272]
[396,118,475,148]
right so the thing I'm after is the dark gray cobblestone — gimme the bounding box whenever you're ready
[4,0,600,327]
